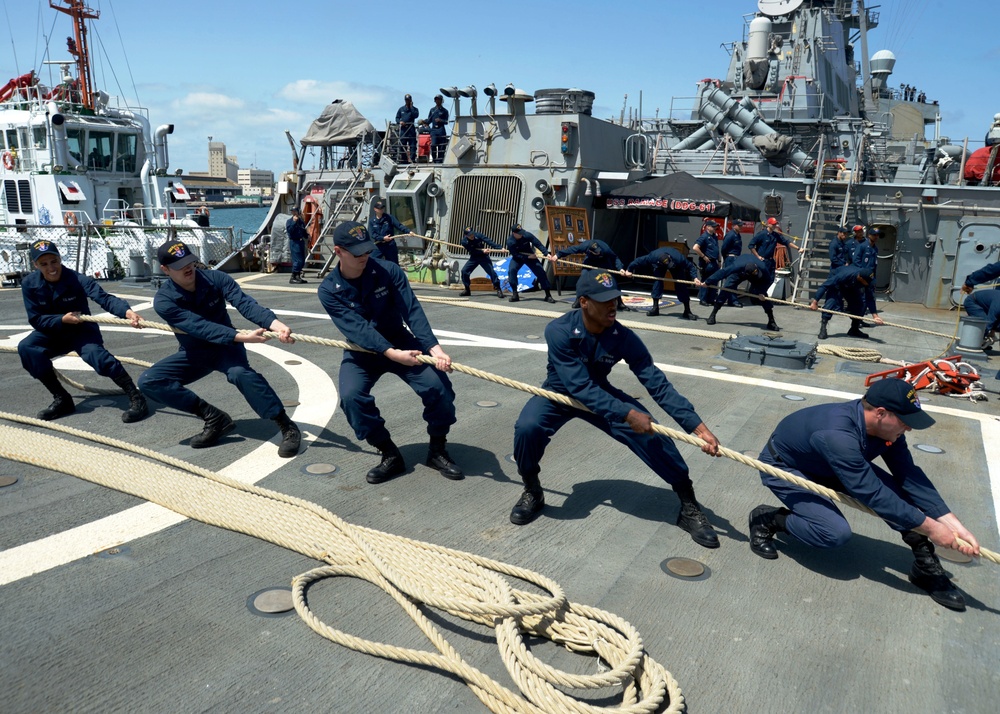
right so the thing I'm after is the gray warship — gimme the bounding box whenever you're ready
[254,0,1000,313]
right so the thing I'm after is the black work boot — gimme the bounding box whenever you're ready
[273,410,301,458]
[749,504,789,560]
[190,400,235,449]
[646,304,660,317]
[847,321,870,339]
[458,287,471,297]
[509,291,520,303]
[680,303,698,321]
[675,495,720,548]
[818,320,829,340]
[706,305,721,326]
[495,288,505,299]
[616,297,631,312]
[289,272,307,284]
[764,308,780,332]
[112,372,149,423]
[543,290,556,304]
[37,370,75,421]
[902,531,966,611]
[510,473,545,525]
[426,435,463,480]
[366,438,405,484]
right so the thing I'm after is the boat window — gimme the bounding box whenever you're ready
[32,127,47,150]
[87,131,113,171]
[66,128,84,166]
[388,196,417,232]
[5,129,18,150]
[115,133,137,173]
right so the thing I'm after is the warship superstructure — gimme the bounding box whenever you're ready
[263,0,1000,310]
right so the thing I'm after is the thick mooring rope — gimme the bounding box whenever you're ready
[0,415,682,713]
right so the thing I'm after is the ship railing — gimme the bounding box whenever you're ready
[0,221,238,279]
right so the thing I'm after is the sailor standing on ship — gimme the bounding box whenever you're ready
[749,217,800,274]
[506,225,555,303]
[690,220,721,305]
[720,221,745,306]
[426,95,449,164]
[829,225,852,271]
[368,199,407,265]
[285,207,309,284]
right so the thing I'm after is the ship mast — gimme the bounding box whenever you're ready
[50,0,99,110]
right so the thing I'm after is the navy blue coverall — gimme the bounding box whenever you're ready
[627,247,697,309]
[556,239,625,272]
[693,229,721,303]
[19,268,132,381]
[507,230,551,293]
[829,236,850,271]
[758,400,949,548]
[427,104,449,163]
[369,210,408,265]
[720,228,744,304]
[814,265,868,329]
[318,258,456,445]
[395,102,420,161]
[514,309,703,490]
[285,214,308,273]
[138,270,284,419]
[963,260,1000,291]
[963,289,1000,330]
[461,231,502,290]
[749,227,793,273]
[703,255,774,317]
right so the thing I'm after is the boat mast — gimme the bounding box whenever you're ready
[49,0,99,110]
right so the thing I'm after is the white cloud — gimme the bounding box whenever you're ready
[172,92,247,113]
[277,79,389,107]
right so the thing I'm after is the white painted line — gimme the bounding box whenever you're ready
[982,419,1000,540]
[0,342,337,587]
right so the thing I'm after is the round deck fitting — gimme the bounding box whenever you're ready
[782,394,806,401]
[247,587,295,617]
[96,546,131,558]
[0,475,20,488]
[914,444,945,454]
[301,463,337,476]
[660,557,711,581]
[937,549,973,564]
[525,335,540,340]
[505,453,516,464]
[711,365,729,371]
[281,399,300,408]
[476,400,499,408]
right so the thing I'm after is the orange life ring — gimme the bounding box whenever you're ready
[64,211,79,234]
[1,151,14,170]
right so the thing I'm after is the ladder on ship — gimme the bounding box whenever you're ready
[790,143,859,304]
[304,171,368,278]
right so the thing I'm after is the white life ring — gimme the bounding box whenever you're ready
[1,151,14,170]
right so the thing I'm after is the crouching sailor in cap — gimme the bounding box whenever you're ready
[458,227,505,299]
[697,255,779,330]
[318,221,463,484]
[749,378,981,611]
[138,239,301,456]
[509,270,724,548]
[550,238,631,311]
[18,239,148,423]
[506,224,555,303]
[625,247,699,320]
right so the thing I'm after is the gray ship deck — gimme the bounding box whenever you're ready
[1,274,998,713]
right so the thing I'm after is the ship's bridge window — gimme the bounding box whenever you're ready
[32,127,47,150]
[66,128,84,166]
[5,129,18,150]
[87,131,113,171]
[115,133,138,173]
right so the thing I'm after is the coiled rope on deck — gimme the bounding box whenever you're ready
[0,414,682,713]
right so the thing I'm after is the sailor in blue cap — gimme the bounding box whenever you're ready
[458,227,505,299]
[697,254,779,330]
[18,239,148,423]
[829,225,852,271]
[285,206,309,284]
[138,239,301,456]
[549,238,630,311]
[318,221,463,484]
[506,224,555,303]
[691,220,721,305]
[719,221,746,306]
[749,378,981,611]
[625,246,699,320]
[509,270,724,548]
[809,264,873,340]
[368,199,408,265]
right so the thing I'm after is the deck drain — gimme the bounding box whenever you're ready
[782,394,806,401]
[284,360,302,366]
[0,475,19,488]
[301,463,337,476]
[660,557,711,581]
[281,399,300,408]
[247,587,295,617]
[525,335,540,340]
[711,365,728,371]
[476,400,499,408]
[914,444,945,454]
[96,546,131,558]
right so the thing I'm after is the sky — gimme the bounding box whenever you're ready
[3,0,997,178]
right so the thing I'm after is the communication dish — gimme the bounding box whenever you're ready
[758,0,804,16]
